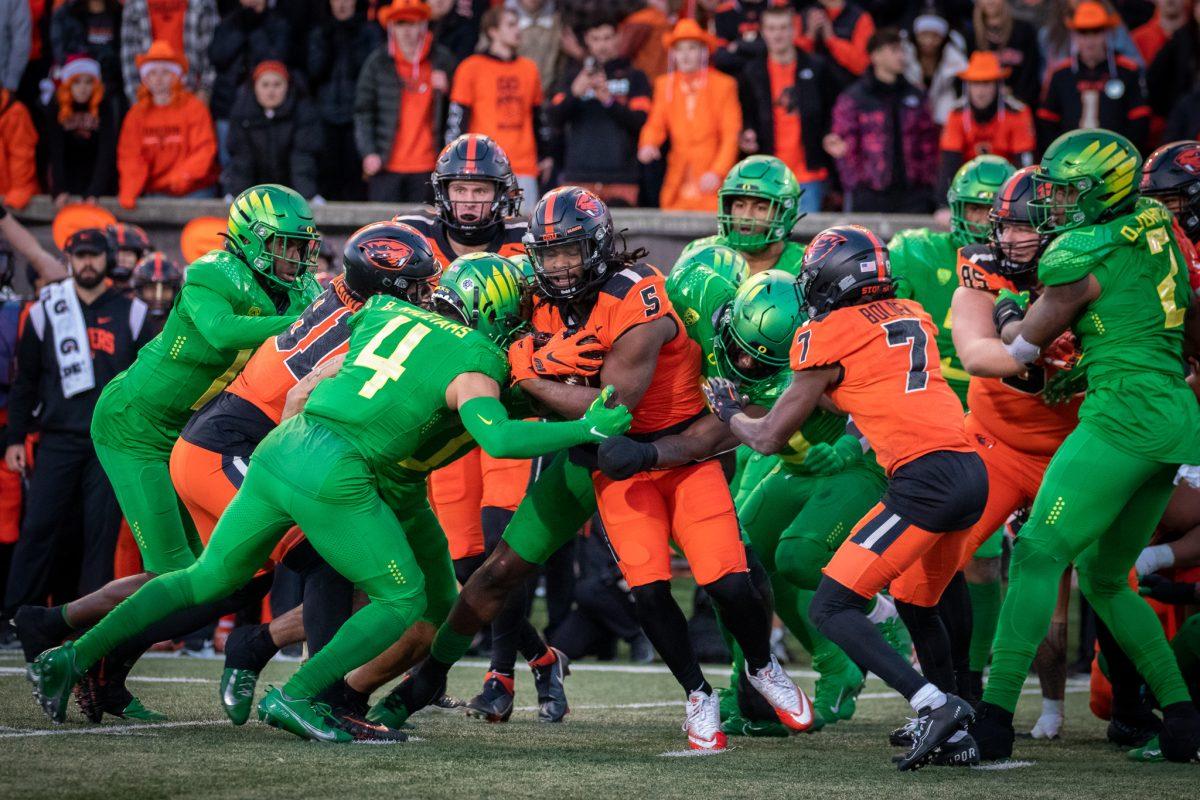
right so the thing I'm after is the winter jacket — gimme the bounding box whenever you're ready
[120,0,216,105]
[207,4,293,120]
[306,12,382,126]
[45,98,119,197]
[508,0,562,91]
[903,36,969,125]
[51,0,123,99]
[1147,20,1200,119]
[737,46,837,175]
[223,84,322,199]
[117,87,217,207]
[1036,55,1149,154]
[967,17,1042,108]
[1166,87,1200,140]
[0,0,31,91]
[353,41,455,164]
[0,92,39,209]
[831,72,938,194]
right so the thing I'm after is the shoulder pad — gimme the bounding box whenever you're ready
[391,214,438,235]
[600,263,660,300]
[957,244,1011,292]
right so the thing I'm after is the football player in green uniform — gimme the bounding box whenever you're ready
[972,129,1200,764]
[30,266,632,741]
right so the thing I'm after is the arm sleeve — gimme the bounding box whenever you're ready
[459,395,591,459]
[6,314,41,445]
[179,284,295,350]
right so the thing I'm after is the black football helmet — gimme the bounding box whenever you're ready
[797,225,892,319]
[525,186,616,301]
[106,223,153,281]
[1141,140,1200,243]
[132,251,183,317]
[342,221,441,308]
[989,165,1051,276]
[431,134,522,245]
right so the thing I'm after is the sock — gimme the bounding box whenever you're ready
[53,605,74,636]
[284,602,416,700]
[967,579,1001,672]
[910,682,947,713]
[866,593,896,624]
[895,600,956,693]
[528,648,556,669]
[704,572,772,672]
[630,580,709,695]
[429,625,474,668]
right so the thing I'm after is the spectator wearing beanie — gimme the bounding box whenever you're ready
[637,19,741,212]
[223,60,322,200]
[797,0,876,89]
[0,0,31,93]
[0,88,39,210]
[120,0,216,106]
[308,0,382,201]
[117,40,217,209]
[51,0,124,104]
[355,0,454,203]
[448,5,547,205]
[970,0,1042,108]
[938,51,1034,194]
[902,10,967,125]
[45,55,119,203]
[1146,1,1199,120]
[825,27,938,214]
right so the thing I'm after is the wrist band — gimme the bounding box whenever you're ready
[1005,334,1041,366]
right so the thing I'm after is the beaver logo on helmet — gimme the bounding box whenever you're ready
[1176,148,1200,175]
[362,240,414,271]
[803,231,848,268]
[575,191,604,218]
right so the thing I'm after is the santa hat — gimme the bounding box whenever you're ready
[136,40,189,83]
[60,55,101,83]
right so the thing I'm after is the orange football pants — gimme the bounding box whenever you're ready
[428,447,485,561]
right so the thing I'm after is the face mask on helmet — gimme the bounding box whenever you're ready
[265,233,321,284]
[139,281,179,316]
[1029,176,1087,234]
[951,199,994,244]
[990,219,1046,275]
[529,237,609,300]
[718,193,788,252]
[714,314,779,384]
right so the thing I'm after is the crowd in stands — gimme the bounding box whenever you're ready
[0,0,1198,216]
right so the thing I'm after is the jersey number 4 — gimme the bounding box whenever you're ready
[882,318,929,393]
[355,314,432,399]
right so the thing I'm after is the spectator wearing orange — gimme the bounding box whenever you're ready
[45,55,119,205]
[1132,0,1191,66]
[447,5,547,206]
[637,19,741,212]
[619,1,671,82]
[938,51,1034,193]
[116,41,218,209]
[796,0,875,88]
[119,0,217,105]
[971,0,1042,107]
[355,0,454,203]
[0,88,38,210]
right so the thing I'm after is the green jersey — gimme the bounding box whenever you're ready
[888,228,969,402]
[1038,197,1200,462]
[117,249,319,434]
[677,235,807,277]
[305,296,509,475]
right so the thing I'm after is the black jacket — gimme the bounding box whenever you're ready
[7,287,151,444]
[1147,20,1200,118]
[44,99,119,198]
[50,0,124,100]
[1166,87,1200,141]
[1036,55,1149,154]
[353,42,455,163]
[738,47,837,175]
[966,18,1042,108]
[208,5,294,120]
[223,84,323,199]
[546,58,650,185]
[306,12,382,126]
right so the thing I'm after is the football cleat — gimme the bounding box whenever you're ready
[73,656,166,723]
[892,731,980,767]
[1107,709,1162,748]
[684,689,727,751]
[1128,735,1165,763]
[465,671,515,723]
[889,717,919,748]
[30,642,84,723]
[813,661,865,725]
[330,707,408,743]
[896,694,975,771]
[14,605,65,665]
[745,654,814,732]
[257,687,352,743]
[530,647,570,723]
[220,668,260,725]
[431,692,464,710]
[971,701,1015,761]
[113,696,167,721]
[718,683,793,736]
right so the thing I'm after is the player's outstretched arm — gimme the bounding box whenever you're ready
[708,367,838,455]
[180,283,298,350]
[597,411,744,480]
[450,373,631,459]
[952,286,1026,378]
[0,206,68,283]
[998,275,1099,361]
[281,354,345,421]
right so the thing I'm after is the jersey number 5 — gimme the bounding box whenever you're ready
[640,285,661,317]
[882,318,929,393]
[355,314,432,399]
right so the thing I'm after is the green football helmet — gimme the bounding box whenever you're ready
[507,252,537,286]
[1030,129,1142,234]
[432,252,527,348]
[713,269,805,384]
[225,184,321,289]
[717,156,803,253]
[948,155,1016,246]
[676,244,750,287]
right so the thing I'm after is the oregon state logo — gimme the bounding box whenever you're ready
[575,191,604,218]
[803,231,847,267]
[1175,147,1200,176]
[362,240,413,271]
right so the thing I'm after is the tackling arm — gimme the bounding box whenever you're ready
[999,275,1099,352]
[726,367,839,455]
[953,286,1026,378]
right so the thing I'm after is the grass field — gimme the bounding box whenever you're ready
[2,651,1195,800]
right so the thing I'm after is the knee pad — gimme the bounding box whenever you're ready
[809,578,867,632]
[775,536,827,591]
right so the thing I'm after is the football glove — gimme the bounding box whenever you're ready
[704,377,746,424]
[507,335,539,384]
[1138,574,1198,605]
[802,434,862,476]
[532,329,606,378]
[581,386,632,441]
[993,288,1030,335]
[597,436,659,480]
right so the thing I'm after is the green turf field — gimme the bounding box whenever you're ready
[1,651,1194,800]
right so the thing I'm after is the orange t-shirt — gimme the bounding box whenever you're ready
[790,298,972,475]
[939,101,1035,164]
[450,54,543,176]
[386,46,437,174]
[531,263,705,435]
[766,57,827,183]
[147,0,188,56]
[956,249,1079,457]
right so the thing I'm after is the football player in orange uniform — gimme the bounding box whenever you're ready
[707,225,989,770]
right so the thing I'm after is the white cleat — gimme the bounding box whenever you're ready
[683,689,727,751]
[746,654,814,732]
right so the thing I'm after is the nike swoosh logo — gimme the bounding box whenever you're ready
[476,415,494,426]
[588,427,609,439]
[290,708,341,741]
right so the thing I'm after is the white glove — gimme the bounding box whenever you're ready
[1174,464,1200,488]
[1135,544,1176,577]
[1029,699,1063,740]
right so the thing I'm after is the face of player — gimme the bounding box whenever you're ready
[730,346,776,381]
[142,66,177,102]
[997,221,1041,265]
[538,242,587,293]
[672,41,706,74]
[116,249,139,273]
[728,196,775,237]
[963,202,991,229]
[139,282,177,315]
[329,0,355,21]
[1155,193,1185,215]
[254,71,288,111]
[1046,183,1080,225]
[69,75,95,104]
[447,180,497,225]
[404,279,437,309]
[70,251,107,289]
[584,24,619,63]
[491,12,522,51]
[966,80,997,109]
[760,12,794,54]
[1073,29,1108,67]
[268,236,314,283]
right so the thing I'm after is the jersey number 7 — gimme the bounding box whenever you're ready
[882,318,929,393]
[355,314,432,399]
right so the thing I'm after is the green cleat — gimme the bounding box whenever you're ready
[220,668,260,725]
[1128,736,1165,763]
[717,684,805,736]
[877,617,913,661]
[31,642,84,723]
[814,661,865,724]
[115,697,167,722]
[366,684,414,730]
[257,687,353,743]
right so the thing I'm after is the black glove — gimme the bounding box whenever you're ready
[1138,574,1199,605]
[992,289,1030,335]
[597,436,659,480]
[703,377,746,424]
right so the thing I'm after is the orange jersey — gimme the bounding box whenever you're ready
[790,297,972,474]
[531,263,706,434]
[392,212,527,271]
[957,245,1080,457]
[939,99,1036,164]
[449,54,544,176]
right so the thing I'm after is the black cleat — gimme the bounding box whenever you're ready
[465,671,515,723]
[893,732,980,767]
[1159,706,1200,763]
[896,694,975,771]
[531,648,570,723]
[431,692,464,710]
[1107,709,1162,748]
[889,717,919,747]
[74,659,167,723]
[14,606,65,664]
[331,707,408,743]
[971,701,1015,761]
